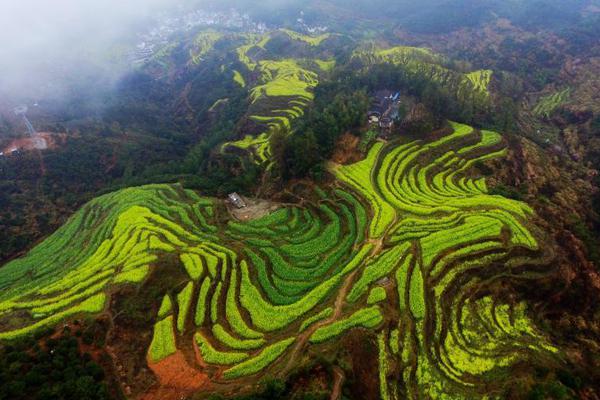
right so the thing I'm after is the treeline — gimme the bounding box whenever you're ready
[0,57,253,261]
[0,332,110,400]
[204,376,327,400]
[270,82,370,180]
[267,58,522,182]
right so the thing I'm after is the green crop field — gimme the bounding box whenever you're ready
[189,31,223,65]
[222,31,327,166]
[0,123,556,399]
[352,46,493,103]
[280,29,330,46]
[233,70,246,88]
[533,88,571,118]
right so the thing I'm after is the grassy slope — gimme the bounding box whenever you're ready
[0,123,556,399]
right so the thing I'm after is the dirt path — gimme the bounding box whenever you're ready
[280,269,360,375]
[143,351,211,400]
[330,366,345,400]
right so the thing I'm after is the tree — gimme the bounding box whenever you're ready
[283,130,321,180]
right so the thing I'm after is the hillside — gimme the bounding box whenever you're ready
[1,3,600,400]
[0,122,561,399]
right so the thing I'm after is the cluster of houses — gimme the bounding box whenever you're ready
[128,9,269,66]
[368,90,401,133]
[296,11,329,35]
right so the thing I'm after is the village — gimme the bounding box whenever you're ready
[128,9,269,65]
[367,89,402,137]
[128,8,328,66]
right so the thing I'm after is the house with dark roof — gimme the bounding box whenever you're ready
[368,90,401,131]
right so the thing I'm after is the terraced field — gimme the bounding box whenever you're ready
[533,88,571,118]
[0,123,556,399]
[352,46,494,100]
[189,31,223,65]
[223,42,493,168]
[221,32,325,166]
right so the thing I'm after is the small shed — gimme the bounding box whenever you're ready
[368,111,381,125]
[228,193,247,209]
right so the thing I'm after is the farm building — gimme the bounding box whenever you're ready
[368,90,401,131]
[228,192,247,209]
[380,117,393,129]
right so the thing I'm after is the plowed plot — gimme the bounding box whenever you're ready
[0,122,557,400]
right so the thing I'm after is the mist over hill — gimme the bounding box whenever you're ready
[2,0,598,103]
[1,1,600,400]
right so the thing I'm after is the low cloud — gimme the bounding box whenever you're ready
[0,0,192,101]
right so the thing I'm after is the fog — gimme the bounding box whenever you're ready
[0,0,595,104]
[0,0,195,101]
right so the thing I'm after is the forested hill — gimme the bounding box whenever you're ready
[1,2,600,398]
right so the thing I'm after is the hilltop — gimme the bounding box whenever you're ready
[1,3,600,399]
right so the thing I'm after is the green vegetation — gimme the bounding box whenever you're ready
[367,287,387,305]
[195,277,211,326]
[352,46,493,99]
[310,307,383,343]
[280,29,330,46]
[378,332,391,400]
[465,70,493,97]
[224,46,323,166]
[533,88,571,118]
[195,333,249,365]
[181,253,204,280]
[347,243,410,302]
[0,332,110,400]
[176,282,194,333]
[315,59,336,72]
[148,316,177,363]
[250,60,318,104]
[233,70,246,88]
[408,265,425,319]
[223,338,295,379]
[158,295,172,318]
[333,142,395,238]
[299,307,333,332]
[189,31,222,64]
[0,122,554,397]
[0,293,106,341]
[212,324,266,350]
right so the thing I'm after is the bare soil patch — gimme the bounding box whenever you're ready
[331,133,363,165]
[1,132,65,155]
[229,197,280,222]
[142,351,211,400]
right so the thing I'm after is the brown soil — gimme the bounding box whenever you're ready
[331,133,363,164]
[229,197,280,222]
[1,132,65,155]
[344,332,380,400]
[281,269,360,376]
[142,351,212,400]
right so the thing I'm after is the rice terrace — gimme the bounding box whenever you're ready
[0,122,557,399]
[2,1,600,399]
